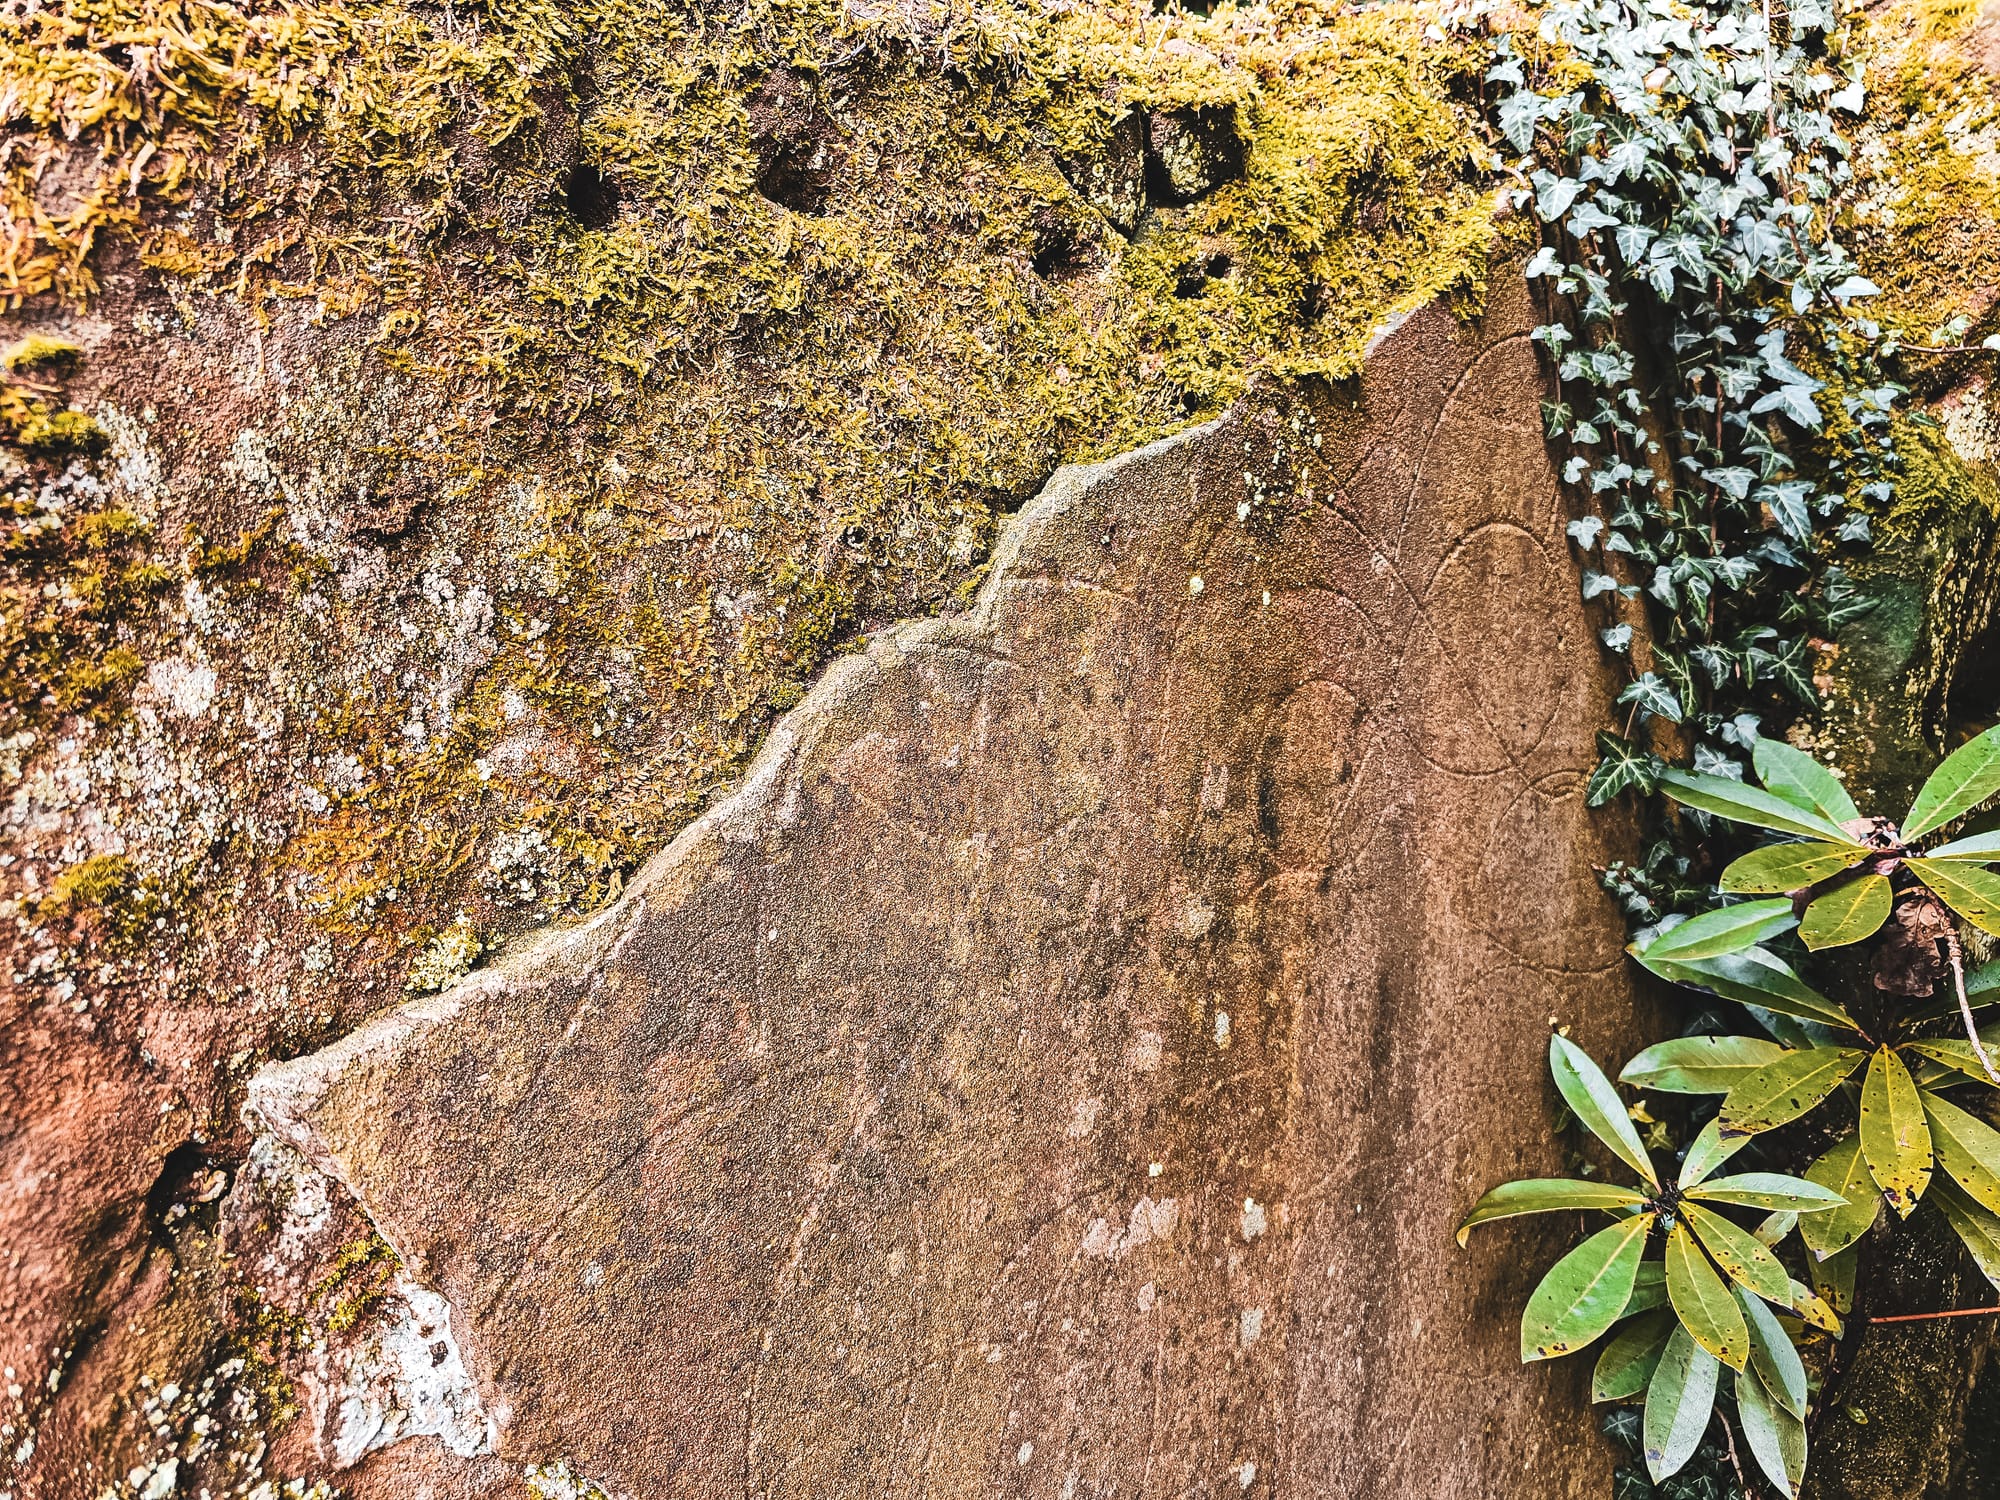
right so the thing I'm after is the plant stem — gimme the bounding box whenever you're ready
[1945,927,2000,1084]
[1868,1306,2000,1324]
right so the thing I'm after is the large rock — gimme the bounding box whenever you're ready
[249,273,1649,1498]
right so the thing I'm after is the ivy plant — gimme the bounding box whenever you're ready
[1462,1035,1842,1492]
[1483,0,1894,797]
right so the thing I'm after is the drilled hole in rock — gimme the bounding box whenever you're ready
[1174,253,1232,297]
[1031,227,1091,280]
[755,141,833,215]
[564,164,622,228]
[146,1140,209,1236]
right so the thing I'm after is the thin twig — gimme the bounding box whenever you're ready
[1869,1306,2000,1324]
[1945,928,2000,1084]
[1718,1407,1751,1496]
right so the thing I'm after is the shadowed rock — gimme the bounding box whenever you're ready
[249,270,1648,1498]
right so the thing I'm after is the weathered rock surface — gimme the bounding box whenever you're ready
[251,270,1647,1498]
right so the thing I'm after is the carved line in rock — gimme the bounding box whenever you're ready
[246,265,1648,1499]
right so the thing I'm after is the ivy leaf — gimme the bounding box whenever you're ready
[1641,900,1798,962]
[1903,726,2000,840]
[1719,1047,1868,1136]
[1799,873,1894,950]
[1752,737,1860,823]
[1551,1034,1659,1187]
[1719,840,1863,894]
[1657,768,1854,841]
[1588,731,1659,806]
[1618,673,1683,722]
[1643,1325,1721,1484]
[1522,1216,1654,1362]
[1907,859,2000,937]
[1664,1219,1750,1368]
[1457,1179,1650,1247]
[1593,1310,1675,1402]
[1859,1046,1932,1216]
[1620,1035,1784,1094]
[1752,382,1824,430]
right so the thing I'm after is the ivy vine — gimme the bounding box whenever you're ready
[1451,0,1977,1494]
[1487,0,1894,813]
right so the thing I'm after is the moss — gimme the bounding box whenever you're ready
[0,477,171,734]
[0,1,1504,1036]
[1845,0,2000,345]
[43,852,135,913]
[3,335,80,371]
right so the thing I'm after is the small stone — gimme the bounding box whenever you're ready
[1145,107,1244,206]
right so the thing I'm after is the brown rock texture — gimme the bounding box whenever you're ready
[249,271,1653,1498]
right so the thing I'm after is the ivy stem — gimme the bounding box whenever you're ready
[1943,926,2000,1085]
[1868,1306,2000,1324]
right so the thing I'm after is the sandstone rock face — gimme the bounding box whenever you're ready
[250,273,1649,1498]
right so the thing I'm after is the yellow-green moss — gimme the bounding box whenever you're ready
[43,852,134,913]
[3,0,1502,971]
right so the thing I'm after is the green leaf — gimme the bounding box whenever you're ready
[1550,1034,1658,1188]
[1907,1038,2000,1086]
[1721,840,1864,894]
[1799,1134,1880,1259]
[1633,945,1858,1031]
[1799,873,1894,951]
[1859,1046,1932,1217]
[1719,1047,1868,1136]
[1457,1179,1649,1247]
[1684,1172,1847,1213]
[1920,828,2000,862]
[1665,1219,1750,1369]
[1790,1274,1846,1334]
[1737,1286,1808,1419]
[1589,730,1660,806]
[1659,767,1857,841]
[1521,1215,1654,1362]
[1642,900,1798,963]
[1904,725,2000,841]
[1908,859,2000,937]
[1932,1178,2000,1290]
[1682,1201,1793,1303]
[1620,1035,1785,1094]
[1643,1325,1721,1484]
[1754,737,1861,824]
[1735,1362,1808,1498]
[1593,1310,1675,1402]
[1622,1259,1669,1318]
[1679,1117,1751,1189]
[1753,1209,1797,1246]
[1922,1089,2000,1218]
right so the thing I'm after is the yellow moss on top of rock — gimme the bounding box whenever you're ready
[1845,0,2000,341]
[3,0,1499,973]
